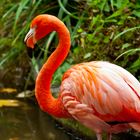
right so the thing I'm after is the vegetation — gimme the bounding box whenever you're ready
[0,0,140,90]
[1,1,140,139]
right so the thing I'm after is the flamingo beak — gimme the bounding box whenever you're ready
[24,28,36,49]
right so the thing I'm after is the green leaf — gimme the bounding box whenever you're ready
[133,9,140,18]
[13,0,29,31]
[104,1,110,12]
[114,0,129,9]
[129,58,140,69]
[15,0,29,23]
[58,0,78,19]
[84,53,91,59]
[98,0,107,11]
[89,15,100,30]
[113,26,140,41]
[122,43,131,50]
[2,4,18,19]
[115,48,140,60]
[107,10,122,19]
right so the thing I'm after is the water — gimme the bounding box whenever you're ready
[0,98,140,140]
[0,99,75,140]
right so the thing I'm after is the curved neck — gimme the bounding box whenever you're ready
[35,19,71,118]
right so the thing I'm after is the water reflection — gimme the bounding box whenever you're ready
[0,101,72,140]
[0,99,140,140]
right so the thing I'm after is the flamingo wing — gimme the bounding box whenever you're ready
[61,93,111,133]
[93,61,140,115]
[61,61,140,126]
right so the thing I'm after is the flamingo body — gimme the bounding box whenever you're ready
[61,61,140,120]
[24,14,140,140]
[60,61,140,134]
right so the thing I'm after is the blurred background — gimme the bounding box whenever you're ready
[0,0,140,91]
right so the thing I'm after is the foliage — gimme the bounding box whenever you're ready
[72,0,140,80]
[0,0,140,90]
[0,0,84,89]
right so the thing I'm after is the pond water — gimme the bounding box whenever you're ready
[0,99,80,140]
[0,98,140,140]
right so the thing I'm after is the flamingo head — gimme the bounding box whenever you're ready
[24,14,54,49]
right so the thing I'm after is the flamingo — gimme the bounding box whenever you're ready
[24,14,140,140]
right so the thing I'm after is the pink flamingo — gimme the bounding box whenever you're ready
[24,14,140,140]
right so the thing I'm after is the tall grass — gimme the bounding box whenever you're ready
[74,0,140,79]
[0,0,86,89]
[1,0,140,90]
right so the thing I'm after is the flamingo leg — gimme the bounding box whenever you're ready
[107,133,112,140]
[96,133,102,140]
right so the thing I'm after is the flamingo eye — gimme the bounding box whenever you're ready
[31,25,37,30]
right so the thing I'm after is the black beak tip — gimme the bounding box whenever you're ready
[26,44,39,58]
